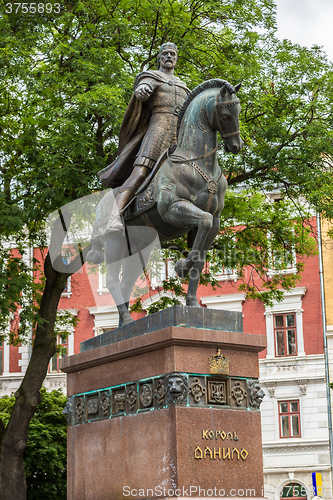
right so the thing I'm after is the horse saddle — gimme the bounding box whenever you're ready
[123,144,176,221]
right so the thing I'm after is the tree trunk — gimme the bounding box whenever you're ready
[0,255,66,500]
[0,212,91,499]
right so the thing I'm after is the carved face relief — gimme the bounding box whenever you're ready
[248,380,265,409]
[166,373,188,404]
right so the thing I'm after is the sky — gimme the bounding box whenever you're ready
[275,0,333,62]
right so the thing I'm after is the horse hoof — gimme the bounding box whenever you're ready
[186,299,201,307]
[120,317,134,327]
[175,259,190,278]
[86,249,104,264]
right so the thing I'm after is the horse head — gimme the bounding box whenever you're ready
[215,82,243,154]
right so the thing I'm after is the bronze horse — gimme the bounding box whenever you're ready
[87,79,243,326]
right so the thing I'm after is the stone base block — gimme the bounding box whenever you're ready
[61,307,266,500]
[67,406,264,499]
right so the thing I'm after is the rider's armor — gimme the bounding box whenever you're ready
[134,75,189,170]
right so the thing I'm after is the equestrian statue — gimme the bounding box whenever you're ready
[86,43,244,326]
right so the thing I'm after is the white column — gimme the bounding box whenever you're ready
[295,307,305,356]
[265,312,275,359]
[68,330,74,356]
[3,339,10,374]
[18,345,29,373]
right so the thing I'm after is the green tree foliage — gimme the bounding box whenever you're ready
[0,0,333,497]
[0,388,67,500]
[227,39,333,213]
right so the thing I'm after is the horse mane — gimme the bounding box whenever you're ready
[177,79,235,139]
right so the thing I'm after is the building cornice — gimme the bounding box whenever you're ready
[263,438,329,452]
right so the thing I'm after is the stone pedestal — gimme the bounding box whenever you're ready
[61,306,266,500]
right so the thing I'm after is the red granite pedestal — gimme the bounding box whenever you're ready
[61,307,266,500]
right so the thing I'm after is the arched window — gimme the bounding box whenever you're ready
[280,482,307,499]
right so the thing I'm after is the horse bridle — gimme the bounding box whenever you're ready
[166,95,241,211]
[167,95,241,165]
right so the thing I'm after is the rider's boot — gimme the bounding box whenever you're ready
[105,186,136,233]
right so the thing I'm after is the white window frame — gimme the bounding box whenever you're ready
[267,230,297,277]
[141,291,186,310]
[213,266,238,282]
[48,308,77,372]
[275,477,309,500]
[150,260,176,289]
[98,265,108,295]
[61,255,72,297]
[264,287,306,359]
[2,320,11,375]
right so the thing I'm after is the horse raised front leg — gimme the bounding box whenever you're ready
[160,199,214,306]
[162,201,213,278]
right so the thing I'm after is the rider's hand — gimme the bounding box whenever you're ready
[135,84,152,101]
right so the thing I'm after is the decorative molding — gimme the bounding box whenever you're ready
[263,438,329,451]
[298,379,309,395]
[264,288,307,315]
[141,291,186,309]
[264,381,277,397]
[66,372,260,426]
[264,465,331,474]
[88,305,119,335]
[201,292,246,313]
[189,378,206,403]
[261,376,325,386]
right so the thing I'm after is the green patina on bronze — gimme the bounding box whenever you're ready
[87,44,243,327]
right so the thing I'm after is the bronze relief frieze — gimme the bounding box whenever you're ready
[66,373,263,426]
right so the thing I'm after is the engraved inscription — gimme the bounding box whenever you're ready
[194,447,248,461]
[202,430,239,441]
[195,429,247,461]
